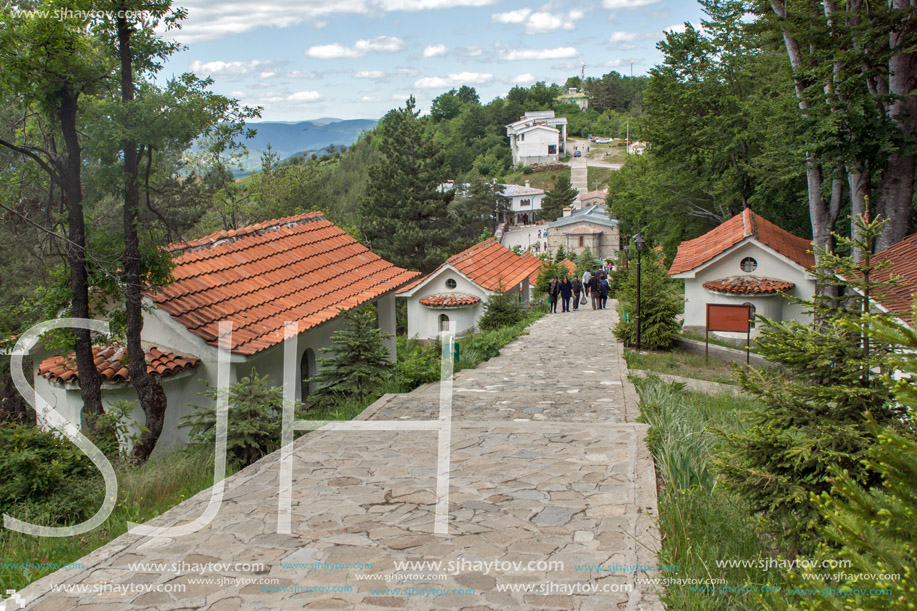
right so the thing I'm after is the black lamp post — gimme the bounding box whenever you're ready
[634,232,645,350]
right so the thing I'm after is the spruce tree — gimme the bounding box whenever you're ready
[359,96,454,272]
[309,306,392,408]
[715,214,907,554]
[541,173,578,220]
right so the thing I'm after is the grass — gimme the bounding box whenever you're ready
[624,347,745,385]
[500,168,568,191]
[680,329,760,354]
[586,166,615,192]
[634,376,787,609]
[0,443,223,592]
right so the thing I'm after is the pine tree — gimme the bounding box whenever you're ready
[575,247,601,277]
[612,247,681,349]
[541,173,578,220]
[359,96,454,272]
[715,214,907,554]
[309,306,392,408]
[554,245,568,263]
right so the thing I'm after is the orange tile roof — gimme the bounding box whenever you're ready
[39,346,200,385]
[669,209,814,275]
[560,259,576,274]
[522,253,546,286]
[869,233,917,325]
[418,293,481,308]
[148,212,419,355]
[399,239,544,295]
[703,276,794,295]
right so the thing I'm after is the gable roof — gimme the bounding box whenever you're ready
[668,209,814,276]
[399,239,543,296]
[500,184,545,197]
[549,205,619,231]
[148,211,419,355]
[868,233,917,326]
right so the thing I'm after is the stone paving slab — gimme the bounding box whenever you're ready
[15,303,662,611]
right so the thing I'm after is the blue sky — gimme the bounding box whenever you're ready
[161,0,706,121]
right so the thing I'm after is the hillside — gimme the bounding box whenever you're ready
[239,118,378,171]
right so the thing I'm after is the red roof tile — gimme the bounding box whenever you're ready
[869,233,917,325]
[400,239,544,295]
[39,346,200,385]
[148,212,419,355]
[703,276,794,295]
[418,293,481,308]
[669,209,814,275]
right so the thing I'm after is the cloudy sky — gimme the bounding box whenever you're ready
[162,0,702,121]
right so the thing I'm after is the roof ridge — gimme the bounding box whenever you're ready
[167,211,326,255]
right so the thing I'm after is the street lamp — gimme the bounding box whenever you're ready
[633,232,645,350]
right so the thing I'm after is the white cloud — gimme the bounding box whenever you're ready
[189,59,276,76]
[306,35,405,59]
[609,31,638,43]
[463,45,484,57]
[499,47,579,61]
[287,70,320,79]
[264,91,324,102]
[664,23,687,34]
[492,8,531,24]
[413,72,494,88]
[395,67,421,77]
[354,70,386,79]
[602,0,660,8]
[511,73,536,85]
[165,0,502,44]
[493,8,585,34]
[423,44,448,58]
[260,71,278,79]
[551,61,579,71]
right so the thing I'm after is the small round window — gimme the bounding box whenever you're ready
[740,257,758,272]
[446,278,457,289]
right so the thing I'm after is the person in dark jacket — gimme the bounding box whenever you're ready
[560,277,573,312]
[589,272,601,309]
[600,273,610,308]
[548,276,560,313]
[571,277,582,311]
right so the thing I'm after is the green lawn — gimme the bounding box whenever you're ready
[586,166,615,192]
[680,329,760,354]
[500,168,568,191]
[624,347,744,385]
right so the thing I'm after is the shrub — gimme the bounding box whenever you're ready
[613,247,681,350]
[309,305,392,407]
[479,291,524,331]
[180,370,287,469]
[394,337,441,389]
[0,424,103,526]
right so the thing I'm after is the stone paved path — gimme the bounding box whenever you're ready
[18,303,661,611]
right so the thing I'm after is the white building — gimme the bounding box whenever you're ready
[506,111,569,166]
[397,238,542,341]
[498,182,545,226]
[668,208,816,338]
[32,212,418,455]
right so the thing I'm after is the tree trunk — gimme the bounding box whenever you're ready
[58,88,104,421]
[847,166,870,261]
[116,16,168,462]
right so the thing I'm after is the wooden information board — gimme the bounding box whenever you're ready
[705,303,753,364]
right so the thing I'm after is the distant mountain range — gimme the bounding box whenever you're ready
[237,118,378,173]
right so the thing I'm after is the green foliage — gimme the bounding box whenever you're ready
[359,96,455,272]
[394,337,441,389]
[181,370,287,469]
[714,215,906,554]
[309,306,392,408]
[479,291,524,331]
[553,245,568,263]
[84,401,144,462]
[0,424,103,527]
[613,247,681,350]
[575,247,601,277]
[535,258,570,293]
[541,173,578,221]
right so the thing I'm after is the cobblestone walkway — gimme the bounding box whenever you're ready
[19,303,661,611]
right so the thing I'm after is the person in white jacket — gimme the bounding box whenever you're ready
[582,270,592,297]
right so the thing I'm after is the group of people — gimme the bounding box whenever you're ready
[546,269,610,313]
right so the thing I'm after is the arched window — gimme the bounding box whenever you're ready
[740,257,758,272]
[446,278,457,289]
[438,314,450,332]
[300,348,316,401]
[743,303,757,328]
